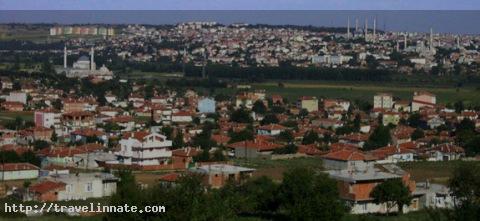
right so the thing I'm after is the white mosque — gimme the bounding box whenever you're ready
[57,46,113,80]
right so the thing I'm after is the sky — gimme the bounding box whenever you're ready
[0,0,480,10]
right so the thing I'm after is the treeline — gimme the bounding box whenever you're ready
[185,64,395,82]
[0,40,65,51]
[105,167,347,221]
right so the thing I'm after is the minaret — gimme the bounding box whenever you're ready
[355,18,359,33]
[347,17,351,39]
[364,18,368,41]
[396,40,400,51]
[63,46,67,69]
[429,28,434,50]
[373,17,376,43]
[457,36,460,48]
[90,47,94,70]
[404,34,408,50]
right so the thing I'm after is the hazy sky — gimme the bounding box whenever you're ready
[1,0,480,10]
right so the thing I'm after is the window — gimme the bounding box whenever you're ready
[85,183,93,192]
[66,184,73,193]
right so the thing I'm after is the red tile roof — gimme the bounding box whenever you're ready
[228,140,282,151]
[323,149,377,162]
[0,163,39,171]
[30,181,66,194]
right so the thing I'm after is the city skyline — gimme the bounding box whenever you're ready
[2,10,480,34]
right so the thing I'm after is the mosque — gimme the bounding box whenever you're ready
[57,46,113,80]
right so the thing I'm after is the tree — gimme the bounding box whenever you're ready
[411,128,425,141]
[302,130,319,145]
[273,144,298,155]
[229,129,254,143]
[370,179,411,215]
[279,167,347,220]
[161,126,174,140]
[32,140,50,151]
[230,108,253,123]
[172,132,185,149]
[252,100,267,114]
[464,135,480,156]
[448,163,480,220]
[278,130,294,143]
[408,113,424,128]
[364,124,391,150]
[260,114,279,125]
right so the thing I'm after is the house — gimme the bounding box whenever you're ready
[228,139,282,159]
[425,144,464,161]
[189,164,255,188]
[373,93,393,109]
[6,91,27,104]
[311,118,344,129]
[297,96,318,112]
[338,133,369,148]
[1,101,24,111]
[107,132,173,169]
[39,144,103,167]
[415,182,455,209]
[171,111,193,123]
[34,109,62,134]
[62,111,95,134]
[324,154,418,214]
[56,173,117,200]
[27,180,66,202]
[0,163,39,181]
[382,112,401,126]
[322,149,377,171]
[369,145,415,164]
[412,91,436,112]
[26,173,118,201]
[257,124,286,136]
[197,97,216,113]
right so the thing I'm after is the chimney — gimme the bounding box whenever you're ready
[64,46,67,68]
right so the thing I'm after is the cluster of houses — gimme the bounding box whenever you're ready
[0,77,477,214]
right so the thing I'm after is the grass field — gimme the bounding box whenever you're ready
[0,111,34,124]
[233,157,323,181]
[252,82,480,106]
[399,160,480,185]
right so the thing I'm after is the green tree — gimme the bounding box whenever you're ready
[278,167,347,220]
[231,108,253,123]
[252,100,267,114]
[411,128,425,141]
[448,163,480,220]
[260,114,279,125]
[364,124,391,150]
[370,179,411,215]
[278,130,294,143]
[302,130,319,145]
[172,132,185,149]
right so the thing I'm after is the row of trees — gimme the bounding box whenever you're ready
[106,167,348,221]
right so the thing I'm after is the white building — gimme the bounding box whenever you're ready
[0,163,39,181]
[57,47,113,80]
[6,92,27,104]
[54,173,118,201]
[374,93,393,109]
[110,132,173,166]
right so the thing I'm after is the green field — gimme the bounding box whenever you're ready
[399,160,480,185]
[252,82,480,106]
[0,111,33,124]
